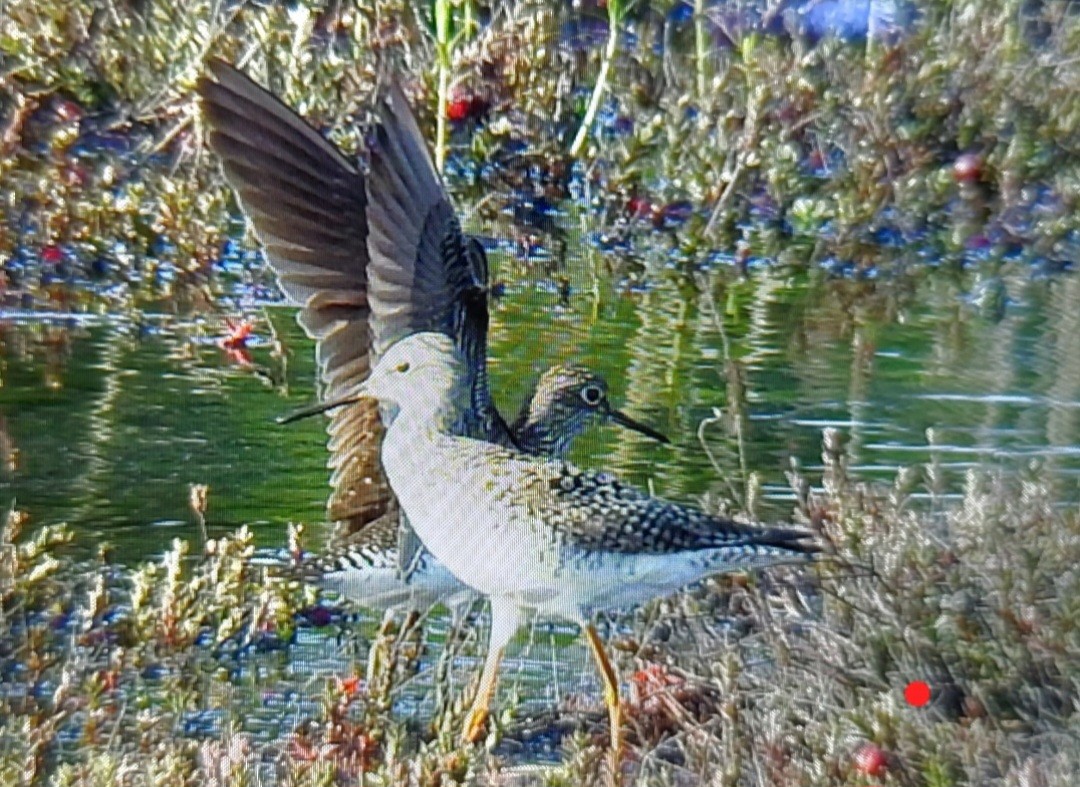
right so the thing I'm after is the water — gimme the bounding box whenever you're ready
[3,256,1079,562]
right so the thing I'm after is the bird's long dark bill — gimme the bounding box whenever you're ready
[610,409,670,444]
[276,391,366,424]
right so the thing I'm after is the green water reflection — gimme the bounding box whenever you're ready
[3,261,1079,561]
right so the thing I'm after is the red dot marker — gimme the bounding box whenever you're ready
[904,680,931,707]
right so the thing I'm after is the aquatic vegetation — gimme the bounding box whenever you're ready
[1,440,1078,784]
[3,0,1080,317]
[3,1,1080,784]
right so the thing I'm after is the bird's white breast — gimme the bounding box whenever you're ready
[381,426,564,599]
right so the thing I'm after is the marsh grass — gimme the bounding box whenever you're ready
[2,432,1078,786]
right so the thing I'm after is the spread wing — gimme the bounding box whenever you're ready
[365,82,507,443]
[198,60,389,533]
[198,61,507,543]
[198,59,372,392]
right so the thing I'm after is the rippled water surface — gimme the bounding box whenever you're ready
[4,258,1079,561]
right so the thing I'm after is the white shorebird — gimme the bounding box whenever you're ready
[196,63,667,609]
[348,332,819,773]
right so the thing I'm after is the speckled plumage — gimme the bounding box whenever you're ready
[198,61,672,627]
[311,366,667,613]
[514,365,610,456]
[365,333,817,617]
[360,333,818,750]
[199,61,815,761]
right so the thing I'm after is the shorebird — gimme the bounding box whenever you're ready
[305,363,668,616]
[196,63,667,600]
[346,331,819,774]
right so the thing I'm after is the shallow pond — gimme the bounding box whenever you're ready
[3,255,1078,563]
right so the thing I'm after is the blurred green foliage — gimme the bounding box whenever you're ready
[3,0,1080,313]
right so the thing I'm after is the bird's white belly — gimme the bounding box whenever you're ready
[389,482,721,620]
[320,559,471,613]
[382,429,801,621]
[531,549,772,620]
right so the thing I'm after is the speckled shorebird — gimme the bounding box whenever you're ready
[307,363,666,617]
[346,332,818,775]
[196,63,666,599]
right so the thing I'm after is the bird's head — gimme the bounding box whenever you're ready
[360,333,468,424]
[514,364,669,456]
[277,333,467,428]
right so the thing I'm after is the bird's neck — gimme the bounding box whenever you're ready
[380,397,463,496]
[511,417,571,457]
[383,385,467,450]
[511,385,560,456]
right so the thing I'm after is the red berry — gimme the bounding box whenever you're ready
[627,196,651,218]
[64,165,88,187]
[41,245,63,264]
[341,676,362,696]
[854,743,888,776]
[953,153,982,183]
[54,99,83,123]
[446,98,471,122]
[904,680,931,707]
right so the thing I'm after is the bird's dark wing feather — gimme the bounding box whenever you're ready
[199,62,509,543]
[367,82,507,443]
[198,60,387,531]
[198,59,372,396]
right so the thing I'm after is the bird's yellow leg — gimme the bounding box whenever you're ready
[461,598,520,745]
[584,623,623,785]
[462,641,505,743]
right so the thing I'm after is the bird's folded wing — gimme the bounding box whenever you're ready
[534,459,819,557]
[301,512,402,578]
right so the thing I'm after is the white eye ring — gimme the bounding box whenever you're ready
[580,384,604,406]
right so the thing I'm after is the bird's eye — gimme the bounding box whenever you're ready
[395,362,410,373]
[580,384,604,406]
